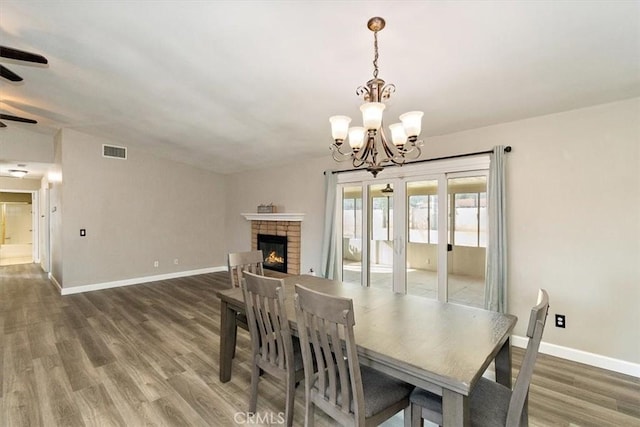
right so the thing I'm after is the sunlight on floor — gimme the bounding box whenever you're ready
[342,262,485,308]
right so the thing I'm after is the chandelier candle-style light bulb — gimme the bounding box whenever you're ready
[348,127,366,151]
[399,111,424,140]
[329,16,424,177]
[389,123,408,147]
[330,115,351,144]
[360,102,385,130]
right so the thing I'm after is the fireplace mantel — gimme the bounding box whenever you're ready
[241,213,305,222]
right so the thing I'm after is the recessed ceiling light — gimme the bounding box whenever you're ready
[8,169,28,178]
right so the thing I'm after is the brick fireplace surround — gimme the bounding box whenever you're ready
[242,213,305,275]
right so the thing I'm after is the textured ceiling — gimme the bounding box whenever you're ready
[1,1,639,176]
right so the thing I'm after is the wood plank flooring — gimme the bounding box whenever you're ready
[1,263,639,426]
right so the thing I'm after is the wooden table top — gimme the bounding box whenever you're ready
[217,274,517,396]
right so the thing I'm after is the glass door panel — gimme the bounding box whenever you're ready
[341,186,363,286]
[368,183,393,290]
[336,158,490,304]
[406,180,438,298]
[447,175,488,308]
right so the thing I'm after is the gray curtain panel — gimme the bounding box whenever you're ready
[485,146,508,313]
[320,171,338,279]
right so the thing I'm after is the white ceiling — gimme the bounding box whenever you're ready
[1,1,639,177]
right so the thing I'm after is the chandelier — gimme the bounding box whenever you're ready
[329,17,424,177]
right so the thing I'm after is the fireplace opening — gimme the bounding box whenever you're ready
[257,234,287,273]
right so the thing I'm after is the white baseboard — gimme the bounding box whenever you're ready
[512,335,639,378]
[49,272,62,292]
[59,266,227,295]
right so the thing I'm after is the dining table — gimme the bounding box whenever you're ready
[215,274,517,427]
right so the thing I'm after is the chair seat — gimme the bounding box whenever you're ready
[312,364,413,419]
[360,365,413,418]
[292,336,304,372]
[410,378,511,427]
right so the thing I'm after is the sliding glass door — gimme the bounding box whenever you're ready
[368,182,395,290]
[406,179,439,299]
[337,158,489,307]
[446,174,488,308]
[341,185,363,287]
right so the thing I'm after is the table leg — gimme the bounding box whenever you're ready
[442,389,469,427]
[495,336,512,388]
[219,299,237,383]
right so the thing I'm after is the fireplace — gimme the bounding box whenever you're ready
[244,213,303,275]
[257,234,287,273]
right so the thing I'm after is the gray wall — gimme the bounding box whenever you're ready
[224,98,640,365]
[224,155,334,275]
[50,132,64,283]
[0,125,54,163]
[53,129,227,288]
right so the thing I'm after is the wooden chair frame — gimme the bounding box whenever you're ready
[295,284,411,427]
[410,289,550,427]
[228,250,264,288]
[241,271,303,427]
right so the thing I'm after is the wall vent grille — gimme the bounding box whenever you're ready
[102,144,127,159]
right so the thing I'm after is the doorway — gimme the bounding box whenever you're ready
[0,192,35,266]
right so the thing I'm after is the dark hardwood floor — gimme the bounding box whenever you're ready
[1,263,638,426]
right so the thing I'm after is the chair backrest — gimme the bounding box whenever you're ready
[506,289,550,426]
[228,250,264,288]
[294,284,366,426]
[241,271,294,373]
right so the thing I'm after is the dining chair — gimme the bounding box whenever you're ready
[227,250,265,358]
[241,271,304,427]
[294,284,413,427]
[228,250,265,288]
[409,289,550,427]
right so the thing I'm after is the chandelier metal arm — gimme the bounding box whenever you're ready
[379,83,395,102]
[330,143,355,162]
[356,136,375,166]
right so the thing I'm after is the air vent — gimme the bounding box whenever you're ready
[102,144,127,159]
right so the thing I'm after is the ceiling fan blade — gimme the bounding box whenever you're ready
[0,121,6,128]
[0,46,48,64]
[0,114,37,124]
[0,64,23,82]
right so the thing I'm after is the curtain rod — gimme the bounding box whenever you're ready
[325,146,512,175]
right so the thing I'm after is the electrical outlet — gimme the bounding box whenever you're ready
[174,258,179,265]
[555,314,566,328]
[153,261,159,268]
